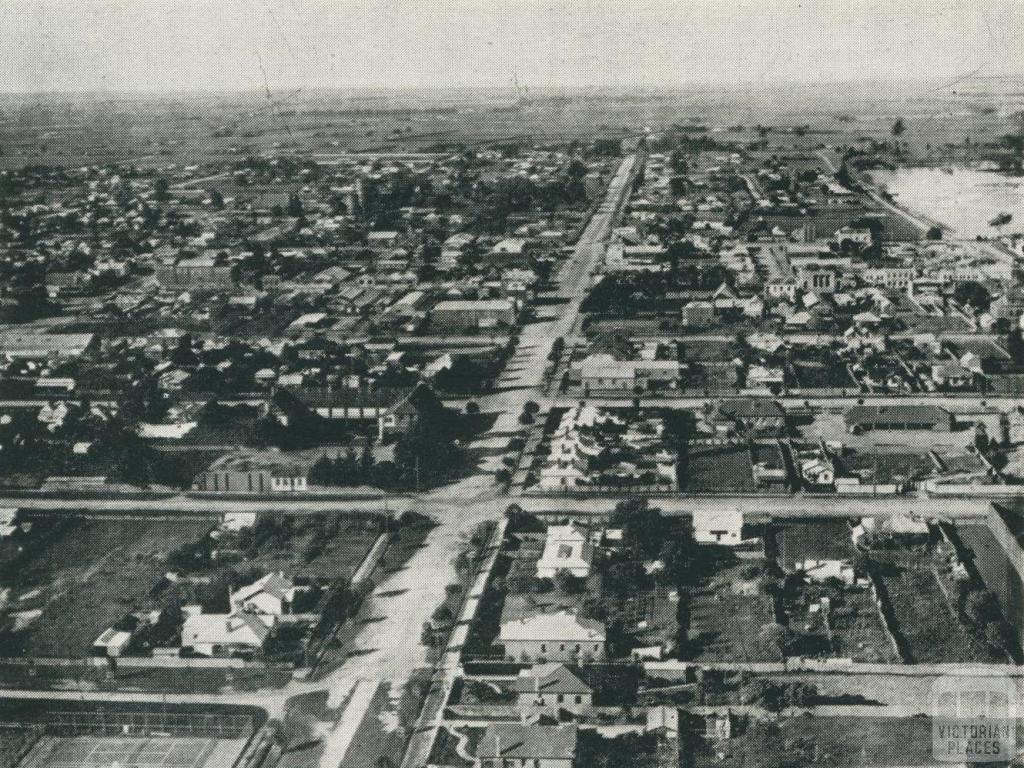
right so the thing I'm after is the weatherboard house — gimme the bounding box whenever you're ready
[478,723,577,768]
[500,595,606,662]
[230,572,300,616]
[181,608,272,657]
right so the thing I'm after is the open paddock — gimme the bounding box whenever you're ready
[1,518,215,658]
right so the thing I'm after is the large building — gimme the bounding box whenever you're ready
[431,298,516,330]
[0,330,97,360]
[192,452,309,493]
[844,404,953,434]
[154,256,236,291]
[500,595,606,662]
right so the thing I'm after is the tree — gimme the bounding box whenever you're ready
[118,446,153,488]
[892,118,906,137]
[360,444,375,477]
[554,570,586,594]
[287,193,304,217]
[208,189,225,210]
[154,177,170,202]
[953,281,991,311]
[465,401,480,415]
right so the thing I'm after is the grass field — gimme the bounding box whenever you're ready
[682,445,756,493]
[1,518,215,658]
[696,715,937,767]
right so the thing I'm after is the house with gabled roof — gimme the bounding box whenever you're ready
[500,595,606,662]
[477,723,577,768]
[513,663,593,712]
[230,572,300,616]
[181,609,272,657]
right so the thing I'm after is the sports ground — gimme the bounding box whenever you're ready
[20,735,247,768]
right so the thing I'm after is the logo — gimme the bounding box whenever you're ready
[932,674,1018,762]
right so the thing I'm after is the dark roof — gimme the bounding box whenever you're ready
[511,664,592,696]
[844,404,950,426]
[478,724,577,760]
[281,386,414,410]
[716,398,785,420]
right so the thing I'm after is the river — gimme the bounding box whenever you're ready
[871,166,1024,238]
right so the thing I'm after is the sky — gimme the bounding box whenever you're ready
[2,0,1024,93]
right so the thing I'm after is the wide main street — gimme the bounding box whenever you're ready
[0,148,1012,768]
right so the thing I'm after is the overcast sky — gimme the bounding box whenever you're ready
[3,0,1023,93]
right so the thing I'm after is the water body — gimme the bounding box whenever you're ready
[872,166,1024,238]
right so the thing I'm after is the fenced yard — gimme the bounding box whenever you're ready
[687,562,781,663]
[1,518,215,658]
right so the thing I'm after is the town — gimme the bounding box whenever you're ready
[2,4,1024,768]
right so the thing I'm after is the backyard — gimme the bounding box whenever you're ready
[681,444,757,493]
[0,517,215,658]
[697,715,937,768]
[687,560,782,663]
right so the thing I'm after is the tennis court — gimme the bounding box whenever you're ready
[24,736,245,768]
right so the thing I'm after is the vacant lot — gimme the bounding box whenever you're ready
[696,715,937,767]
[872,558,1001,664]
[682,445,756,493]
[688,561,781,663]
[1,517,214,658]
[227,514,384,582]
[778,521,856,568]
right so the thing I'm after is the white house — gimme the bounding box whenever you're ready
[536,524,594,579]
[181,610,272,657]
[220,512,258,532]
[230,572,300,616]
[692,509,744,545]
[500,608,606,662]
[795,558,858,586]
[0,508,18,538]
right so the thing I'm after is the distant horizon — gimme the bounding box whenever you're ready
[3,1,1023,95]
[2,73,1024,99]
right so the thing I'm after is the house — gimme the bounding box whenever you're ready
[746,364,785,390]
[692,509,744,545]
[220,512,257,532]
[154,257,235,291]
[577,355,680,391]
[192,452,309,493]
[477,724,577,768]
[431,298,516,329]
[513,664,593,712]
[0,331,96,360]
[278,383,443,440]
[844,405,953,434]
[536,523,594,579]
[0,508,19,538]
[230,572,300,616]
[712,399,786,437]
[795,558,858,585]
[93,626,134,657]
[181,608,272,657]
[500,597,606,662]
[681,300,714,328]
[931,363,975,390]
